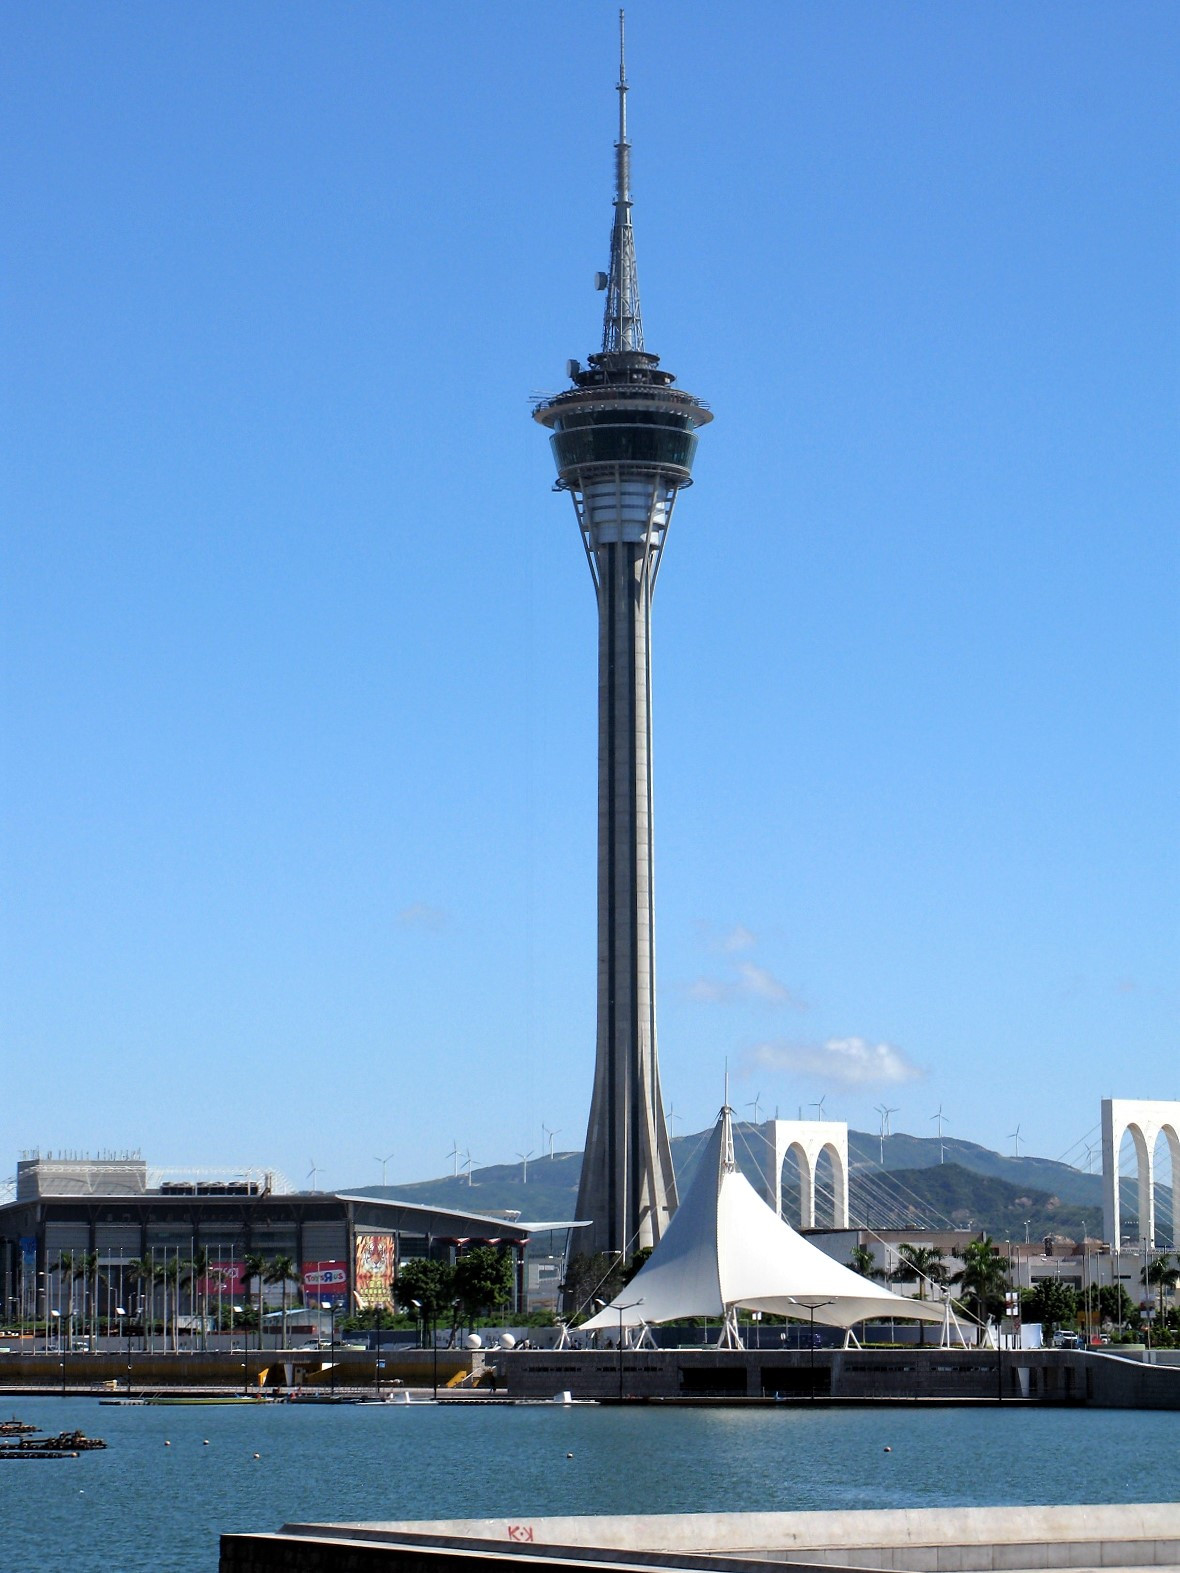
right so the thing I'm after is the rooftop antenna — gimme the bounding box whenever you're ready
[516,1149,535,1185]
[1009,1123,1023,1158]
[374,1151,395,1188]
[602,8,643,353]
[930,1106,948,1164]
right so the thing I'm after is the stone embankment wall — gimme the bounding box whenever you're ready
[498,1347,1180,1408]
[0,1350,476,1389]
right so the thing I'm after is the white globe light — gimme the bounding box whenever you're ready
[500,1333,516,1349]
[465,1333,482,1350]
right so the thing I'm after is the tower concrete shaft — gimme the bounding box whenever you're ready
[533,15,711,1263]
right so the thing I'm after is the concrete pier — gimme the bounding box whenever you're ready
[221,1504,1180,1573]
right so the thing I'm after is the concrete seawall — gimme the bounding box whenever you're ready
[497,1348,1180,1409]
[221,1504,1180,1573]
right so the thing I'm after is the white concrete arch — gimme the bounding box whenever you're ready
[759,1120,849,1230]
[1101,1098,1180,1248]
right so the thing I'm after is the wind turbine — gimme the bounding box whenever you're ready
[1009,1124,1023,1158]
[745,1092,763,1126]
[516,1149,535,1185]
[874,1104,898,1164]
[1083,1141,1097,1175]
[307,1159,322,1192]
[810,1095,827,1121]
[542,1124,562,1159]
[374,1151,395,1188]
[930,1106,948,1164]
[666,1104,680,1139]
[446,1140,461,1178]
[462,1150,477,1187]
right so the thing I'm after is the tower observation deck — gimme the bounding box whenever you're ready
[533,13,711,1264]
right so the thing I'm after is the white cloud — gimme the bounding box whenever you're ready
[746,1036,923,1088]
[687,961,802,1008]
[721,924,757,953]
[395,902,447,932]
[736,961,793,1004]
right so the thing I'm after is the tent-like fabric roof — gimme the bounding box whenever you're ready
[581,1108,946,1332]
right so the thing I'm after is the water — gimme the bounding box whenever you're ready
[1,1398,1176,1572]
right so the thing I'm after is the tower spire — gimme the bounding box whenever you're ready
[603,9,643,353]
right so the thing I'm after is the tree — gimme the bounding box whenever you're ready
[1022,1278,1077,1333]
[848,1245,884,1280]
[562,1252,625,1319]
[127,1255,155,1340]
[621,1247,652,1286]
[1143,1253,1180,1321]
[77,1251,100,1346]
[54,1251,75,1347]
[891,1244,948,1300]
[242,1251,268,1350]
[264,1255,300,1348]
[186,1247,211,1352]
[1097,1283,1137,1331]
[891,1245,948,1347]
[454,1246,514,1320]
[952,1235,1009,1339]
[395,1258,456,1338]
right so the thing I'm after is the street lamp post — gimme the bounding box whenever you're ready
[116,1306,130,1393]
[803,1301,835,1401]
[598,1298,644,1401]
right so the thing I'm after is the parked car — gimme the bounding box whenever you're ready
[1052,1330,1080,1349]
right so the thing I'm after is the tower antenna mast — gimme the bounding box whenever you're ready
[603,9,643,353]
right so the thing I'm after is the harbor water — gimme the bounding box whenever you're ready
[1,1397,1176,1573]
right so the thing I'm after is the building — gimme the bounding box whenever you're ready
[533,16,711,1262]
[0,1153,568,1326]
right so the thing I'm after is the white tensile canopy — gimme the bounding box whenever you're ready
[581,1105,947,1340]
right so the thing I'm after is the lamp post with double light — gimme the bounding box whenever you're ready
[802,1300,835,1400]
[595,1296,644,1401]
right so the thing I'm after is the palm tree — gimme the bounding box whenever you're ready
[55,1251,75,1349]
[1143,1253,1180,1322]
[158,1254,181,1352]
[891,1244,948,1347]
[952,1234,1009,1344]
[264,1255,300,1348]
[127,1255,155,1348]
[242,1251,268,1350]
[848,1244,885,1279]
[187,1247,210,1352]
[78,1251,100,1347]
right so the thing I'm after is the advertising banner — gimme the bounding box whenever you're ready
[302,1261,348,1304]
[354,1233,395,1310]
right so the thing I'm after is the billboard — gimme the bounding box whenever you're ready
[302,1261,348,1305]
[354,1233,395,1310]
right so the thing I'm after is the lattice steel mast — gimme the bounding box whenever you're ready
[534,12,712,1264]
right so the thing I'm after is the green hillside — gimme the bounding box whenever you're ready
[350,1122,1110,1245]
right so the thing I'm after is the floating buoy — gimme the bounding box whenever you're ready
[252,1452,260,1460]
[883,1446,892,1453]
[164,1440,171,1447]
[566,1452,574,1459]
[203,1440,210,1446]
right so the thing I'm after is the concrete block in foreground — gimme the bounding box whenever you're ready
[221,1504,1180,1573]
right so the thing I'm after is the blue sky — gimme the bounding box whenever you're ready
[3,3,1176,1196]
